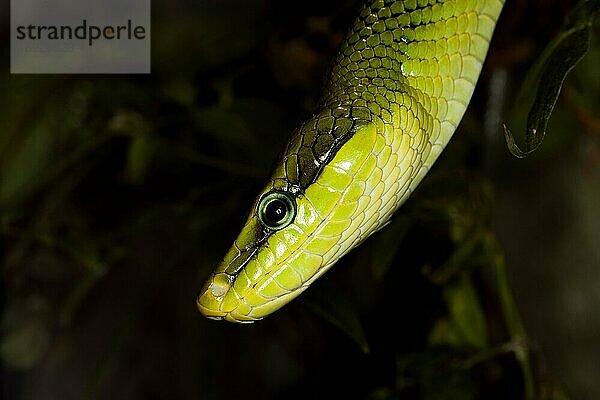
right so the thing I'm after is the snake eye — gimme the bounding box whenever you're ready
[257,191,296,230]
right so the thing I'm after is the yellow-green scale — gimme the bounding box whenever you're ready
[197,0,505,323]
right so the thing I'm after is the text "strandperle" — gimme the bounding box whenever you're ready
[15,19,147,46]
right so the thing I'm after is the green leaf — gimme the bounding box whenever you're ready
[1,298,50,370]
[504,0,600,157]
[429,274,488,349]
[397,351,478,400]
[0,121,53,209]
[126,137,156,185]
[303,279,370,354]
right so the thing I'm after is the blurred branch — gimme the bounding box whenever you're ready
[486,233,535,400]
[563,86,600,140]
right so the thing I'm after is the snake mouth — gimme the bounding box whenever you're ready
[196,272,262,323]
[196,268,313,324]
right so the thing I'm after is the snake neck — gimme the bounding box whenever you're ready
[197,0,506,322]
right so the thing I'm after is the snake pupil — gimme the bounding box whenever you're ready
[264,199,286,224]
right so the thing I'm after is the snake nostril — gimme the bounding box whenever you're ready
[206,272,234,298]
[209,281,228,297]
[197,273,237,319]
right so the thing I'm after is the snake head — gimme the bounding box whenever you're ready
[196,119,397,323]
[196,177,313,323]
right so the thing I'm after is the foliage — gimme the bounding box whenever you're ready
[504,0,600,157]
[1,1,599,399]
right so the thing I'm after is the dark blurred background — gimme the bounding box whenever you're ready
[1,1,599,399]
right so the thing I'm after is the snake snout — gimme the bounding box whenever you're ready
[196,272,232,320]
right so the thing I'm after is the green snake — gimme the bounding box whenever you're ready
[197,0,505,323]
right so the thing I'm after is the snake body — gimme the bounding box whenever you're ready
[198,0,505,323]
